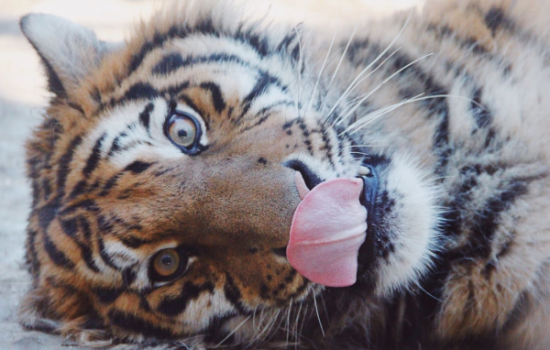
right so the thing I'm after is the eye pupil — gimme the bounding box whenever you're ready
[161,255,172,265]
[177,129,187,138]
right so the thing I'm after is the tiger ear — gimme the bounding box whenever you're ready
[20,13,121,98]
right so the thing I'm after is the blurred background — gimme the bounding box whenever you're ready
[0,0,422,348]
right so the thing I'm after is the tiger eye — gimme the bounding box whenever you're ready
[153,249,180,277]
[168,116,197,148]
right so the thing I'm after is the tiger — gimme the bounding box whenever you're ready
[16,0,550,349]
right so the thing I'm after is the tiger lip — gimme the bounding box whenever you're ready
[357,166,380,277]
[294,165,379,204]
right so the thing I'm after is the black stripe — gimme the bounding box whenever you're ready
[119,83,159,104]
[94,286,124,304]
[68,180,87,199]
[99,173,122,197]
[157,281,214,317]
[139,103,154,133]
[200,82,226,113]
[164,81,191,99]
[79,241,100,273]
[128,21,275,77]
[83,133,106,177]
[239,101,294,133]
[484,7,509,36]
[122,267,137,286]
[97,214,114,234]
[60,218,78,238]
[59,199,99,215]
[152,53,185,75]
[124,161,153,174]
[223,274,247,314]
[97,235,118,270]
[242,71,278,106]
[471,88,492,129]
[43,233,74,269]
[108,134,123,157]
[73,216,100,273]
[276,32,298,52]
[31,181,40,207]
[67,102,85,115]
[37,201,59,230]
[119,235,153,249]
[56,136,83,197]
[109,310,176,339]
[41,178,52,200]
[135,53,285,97]
[427,24,489,56]
[26,229,40,278]
[105,53,288,115]
[469,180,529,259]
[78,216,92,241]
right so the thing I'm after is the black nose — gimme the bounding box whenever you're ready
[284,159,323,190]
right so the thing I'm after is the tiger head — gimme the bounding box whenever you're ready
[19,1,439,347]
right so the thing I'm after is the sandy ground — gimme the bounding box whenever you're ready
[0,0,422,348]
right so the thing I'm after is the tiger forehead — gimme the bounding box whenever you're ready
[94,31,289,94]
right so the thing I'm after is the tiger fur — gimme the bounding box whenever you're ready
[17,0,550,349]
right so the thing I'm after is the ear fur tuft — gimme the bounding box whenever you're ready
[20,13,118,98]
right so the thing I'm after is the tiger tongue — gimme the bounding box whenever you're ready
[287,177,367,287]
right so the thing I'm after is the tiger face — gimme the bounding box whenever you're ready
[19,1,439,347]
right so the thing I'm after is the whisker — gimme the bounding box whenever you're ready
[340,52,434,129]
[319,291,329,324]
[324,10,414,122]
[252,305,258,330]
[343,93,425,135]
[285,298,293,348]
[416,282,443,302]
[343,93,483,138]
[306,31,337,114]
[214,316,251,348]
[294,302,303,349]
[327,47,402,129]
[325,25,358,95]
[292,26,304,116]
[312,286,326,337]
[299,302,310,338]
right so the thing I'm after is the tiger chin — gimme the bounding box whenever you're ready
[17,0,550,349]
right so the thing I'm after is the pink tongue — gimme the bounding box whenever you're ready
[287,177,367,287]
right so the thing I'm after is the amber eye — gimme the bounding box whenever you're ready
[165,110,203,154]
[150,248,188,282]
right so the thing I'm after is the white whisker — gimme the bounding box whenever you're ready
[312,286,325,337]
[305,31,337,114]
[285,299,293,348]
[325,25,358,94]
[214,316,251,348]
[327,47,402,129]
[343,93,425,135]
[293,26,303,116]
[324,10,413,122]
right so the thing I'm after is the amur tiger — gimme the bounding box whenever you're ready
[17,0,550,349]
